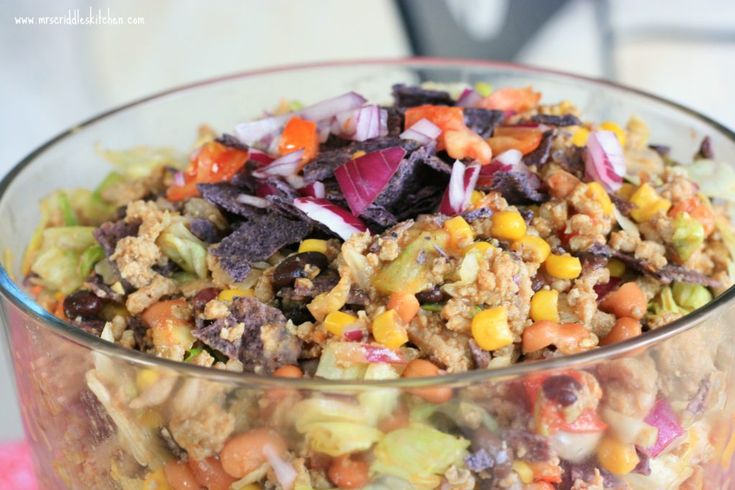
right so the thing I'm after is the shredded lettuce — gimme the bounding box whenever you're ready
[157,221,208,278]
[314,342,368,380]
[359,363,401,425]
[79,244,105,279]
[671,213,705,262]
[97,145,184,179]
[683,159,735,201]
[301,421,383,456]
[650,286,689,319]
[371,424,469,489]
[671,282,712,311]
[30,227,97,293]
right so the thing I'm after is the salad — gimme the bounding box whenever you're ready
[20,82,735,489]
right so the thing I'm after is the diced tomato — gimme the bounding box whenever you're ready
[479,86,541,112]
[546,169,581,199]
[166,141,248,202]
[488,126,543,155]
[443,129,492,164]
[528,462,563,484]
[668,195,715,236]
[404,105,466,134]
[560,407,607,432]
[278,116,319,168]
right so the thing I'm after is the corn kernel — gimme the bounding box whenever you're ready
[597,436,639,475]
[512,235,551,263]
[471,306,512,351]
[470,190,485,208]
[545,253,582,279]
[372,310,408,349]
[629,183,671,223]
[571,127,590,147]
[467,241,494,256]
[530,289,560,322]
[618,183,637,201]
[444,216,474,249]
[352,150,366,159]
[139,409,164,429]
[491,210,527,241]
[600,121,627,147]
[298,238,328,254]
[512,460,533,484]
[136,369,159,392]
[474,81,493,97]
[143,469,170,490]
[586,182,613,215]
[218,288,253,302]
[324,310,358,337]
[607,258,626,278]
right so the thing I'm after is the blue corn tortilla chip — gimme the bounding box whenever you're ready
[212,211,311,281]
[215,133,249,151]
[198,182,266,219]
[484,171,547,204]
[385,106,404,136]
[192,319,241,360]
[524,130,554,168]
[188,218,225,243]
[464,108,504,138]
[94,219,141,256]
[530,114,582,127]
[392,84,454,107]
[230,161,260,192]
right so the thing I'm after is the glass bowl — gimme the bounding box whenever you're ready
[1,58,734,490]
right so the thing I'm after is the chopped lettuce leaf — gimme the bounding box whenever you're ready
[359,363,401,425]
[30,227,97,293]
[371,424,469,490]
[58,191,78,225]
[157,221,208,278]
[97,145,184,179]
[314,342,368,380]
[671,282,712,311]
[301,421,383,456]
[79,244,105,278]
[671,213,705,262]
[683,159,735,201]
[650,286,689,319]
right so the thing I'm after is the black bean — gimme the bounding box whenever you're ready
[272,252,329,289]
[63,290,104,319]
[542,375,582,406]
[191,287,221,311]
[415,287,445,304]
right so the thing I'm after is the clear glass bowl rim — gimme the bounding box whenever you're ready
[1,56,734,389]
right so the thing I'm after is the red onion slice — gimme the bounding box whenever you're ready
[263,444,297,490]
[300,181,326,199]
[252,149,304,178]
[440,160,481,215]
[333,105,387,142]
[249,149,275,166]
[457,87,482,108]
[293,197,368,240]
[173,171,186,187]
[644,398,685,457]
[235,194,270,208]
[299,91,367,122]
[334,147,406,216]
[584,130,625,192]
[362,344,405,363]
[400,118,441,145]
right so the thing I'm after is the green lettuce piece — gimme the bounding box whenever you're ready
[157,221,208,278]
[58,192,78,225]
[650,286,688,318]
[672,282,712,311]
[671,213,705,262]
[79,244,105,278]
[363,476,415,490]
[301,421,383,456]
[314,342,368,380]
[293,398,368,431]
[410,400,498,433]
[359,363,401,425]
[97,145,184,179]
[683,159,735,201]
[371,424,469,490]
[373,230,449,294]
[30,227,97,293]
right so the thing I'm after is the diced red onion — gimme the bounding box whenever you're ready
[249,149,275,166]
[457,87,483,108]
[333,105,387,142]
[343,327,365,342]
[362,344,405,363]
[293,197,367,240]
[300,181,326,199]
[440,160,481,215]
[252,149,304,178]
[495,149,523,168]
[584,130,625,192]
[263,444,297,490]
[255,182,279,198]
[299,91,367,122]
[317,119,333,143]
[400,118,441,145]
[235,194,270,208]
[644,398,685,457]
[173,171,185,187]
[234,115,290,147]
[594,277,622,301]
[334,147,406,216]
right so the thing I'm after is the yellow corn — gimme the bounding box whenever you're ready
[444,216,474,249]
[530,289,560,322]
[618,183,637,201]
[491,210,527,241]
[545,253,582,279]
[138,409,164,429]
[143,469,170,490]
[372,310,408,349]
[352,150,366,159]
[512,460,533,484]
[586,182,613,215]
[512,235,551,263]
[324,310,358,337]
[629,183,671,223]
[596,436,639,475]
[474,81,493,97]
[607,258,626,278]
[471,306,512,351]
[298,238,328,254]
[571,126,590,147]
[470,190,485,208]
[136,369,159,392]
[218,288,254,302]
[600,121,627,147]
[467,241,494,256]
